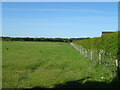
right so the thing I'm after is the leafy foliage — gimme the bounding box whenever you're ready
[74,32,118,59]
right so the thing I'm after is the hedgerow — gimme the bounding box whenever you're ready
[73,31,120,75]
[74,32,118,60]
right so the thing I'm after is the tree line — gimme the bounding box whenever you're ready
[1,37,73,42]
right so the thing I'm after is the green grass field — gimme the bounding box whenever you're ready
[2,41,116,88]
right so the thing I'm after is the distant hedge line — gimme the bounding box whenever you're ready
[1,37,73,42]
[74,32,119,60]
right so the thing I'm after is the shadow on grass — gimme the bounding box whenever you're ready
[54,78,118,88]
[31,77,119,89]
[2,77,119,90]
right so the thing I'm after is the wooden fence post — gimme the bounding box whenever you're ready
[116,59,118,69]
[91,51,92,60]
[99,52,102,64]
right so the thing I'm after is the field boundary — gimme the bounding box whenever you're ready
[70,42,117,71]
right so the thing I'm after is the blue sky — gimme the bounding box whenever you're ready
[2,2,118,38]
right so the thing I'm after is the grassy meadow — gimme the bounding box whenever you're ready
[2,41,117,88]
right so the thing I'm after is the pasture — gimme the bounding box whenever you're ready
[2,41,116,88]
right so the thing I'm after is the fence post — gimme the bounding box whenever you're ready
[85,49,86,57]
[116,59,118,69]
[115,59,119,88]
[86,50,87,58]
[99,52,102,64]
[91,51,92,60]
[86,50,88,58]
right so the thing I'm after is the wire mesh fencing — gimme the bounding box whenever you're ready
[70,42,117,72]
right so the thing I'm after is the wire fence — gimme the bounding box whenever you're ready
[70,42,117,72]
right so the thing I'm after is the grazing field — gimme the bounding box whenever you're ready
[2,41,116,88]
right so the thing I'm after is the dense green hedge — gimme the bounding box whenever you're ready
[74,32,119,60]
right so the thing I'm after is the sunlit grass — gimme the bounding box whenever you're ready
[2,41,115,88]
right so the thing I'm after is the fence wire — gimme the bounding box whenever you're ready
[70,43,117,72]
